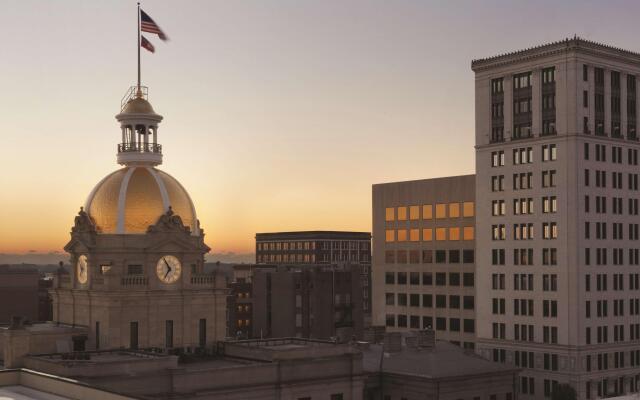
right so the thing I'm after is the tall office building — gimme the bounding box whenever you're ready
[474,38,640,398]
[372,176,477,348]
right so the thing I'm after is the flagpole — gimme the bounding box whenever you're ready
[137,2,141,96]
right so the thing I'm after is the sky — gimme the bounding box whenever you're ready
[2,0,640,263]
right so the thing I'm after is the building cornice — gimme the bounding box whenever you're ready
[472,36,640,72]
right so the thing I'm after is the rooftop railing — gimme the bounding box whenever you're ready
[117,142,162,154]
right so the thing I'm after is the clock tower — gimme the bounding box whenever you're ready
[51,87,227,351]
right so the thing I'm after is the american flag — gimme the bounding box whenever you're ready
[141,35,155,53]
[140,9,168,41]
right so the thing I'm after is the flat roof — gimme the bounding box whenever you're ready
[256,231,371,240]
[362,341,518,380]
[372,174,475,188]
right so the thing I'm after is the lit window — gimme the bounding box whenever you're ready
[463,227,475,240]
[410,229,420,242]
[449,203,460,218]
[385,207,395,221]
[436,204,447,219]
[423,205,433,219]
[397,207,407,221]
[385,230,395,242]
[422,228,433,241]
[463,202,475,217]
[397,230,408,242]
[449,227,460,241]
[436,228,447,241]
[409,205,420,220]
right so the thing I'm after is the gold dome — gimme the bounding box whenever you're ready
[84,166,198,235]
[122,97,156,114]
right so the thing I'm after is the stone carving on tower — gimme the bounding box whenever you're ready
[51,87,227,351]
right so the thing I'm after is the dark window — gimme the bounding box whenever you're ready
[435,250,446,263]
[435,272,446,286]
[436,317,446,330]
[422,272,432,285]
[385,271,395,284]
[166,320,174,348]
[449,250,460,263]
[130,321,139,349]
[397,314,407,328]
[463,273,475,287]
[463,319,475,333]
[449,318,460,332]
[583,64,588,81]
[463,296,475,310]
[449,272,460,286]
[397,272,407,285]
[95,321,100,350]
[463,249,474,263]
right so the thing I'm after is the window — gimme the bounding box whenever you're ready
[542,144,557,161]
[422,204,432,219]
[583,64,588,81]
[542,170,557,187]
[409,205,419,220]
[409,228,419,242]
[463,249,474,263]
[463,227,474,240]
[435,203,447,219]
[422,228,432,241]
[385,207,394,221]
[463,273,474,287]
[449,227,460,241]
[492,78,504,94]
[435,228,447,241]
[492,151,505,167]
[385,272,395,284]
[397,207,407,220]
[463,201,474,217]
[385,230,394,242]
[449,203,460,218]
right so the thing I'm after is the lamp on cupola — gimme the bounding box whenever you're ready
[116,89,164,167]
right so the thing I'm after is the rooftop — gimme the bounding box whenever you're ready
[255,231,371,240]
[362,340,518,380]
[221,337,358,362]
[472,36,640,71]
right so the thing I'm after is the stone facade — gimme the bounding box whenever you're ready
[51,208,227,350]
[474,38,640,398]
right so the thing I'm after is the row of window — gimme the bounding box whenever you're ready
[491,222,557,240]
[491,298,558,318]
[384,249,475,264]
[491,196,557,216]
[257,241,369,251]
[491,145,557,167]
[385,313,475,333]
[384,271,474,287]
[385,202,474,221]
[385,292,474,309]
[491,248,557,266]
[491,170,557,191]
[583,247,640,266]
[586,273,640,291]
[584,143,639,165]
[584,169,640,190]
[257,253,370,263]
[585,299,640,318]
[385,227,474,242]
[585,196,640,214]
[491,273,558,291]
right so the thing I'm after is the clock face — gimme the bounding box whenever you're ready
[156,255,182,284]
[76,255,88,284]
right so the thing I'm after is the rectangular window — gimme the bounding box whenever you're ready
[435,228,447,241]
[463,227,474,240]
[435,203,447,219]
[422,204,432,219]
[449,227,460,241]
[449,203,460,218]
[166,320,174,348]
[385,207,395,221]
[199,319,207,347]
[130,321,139,350]
[397,206,407,221]
[463,201,474,217]
[409,228,420,242]
[385,229,395,242]
[422,228,433,241]
[409,205,419,220]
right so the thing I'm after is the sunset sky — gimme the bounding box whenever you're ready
[2,0,640,262]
